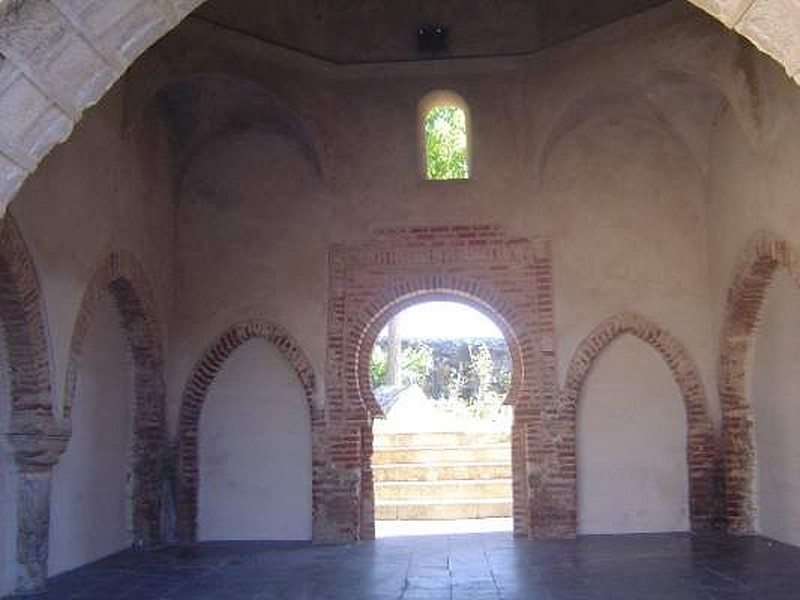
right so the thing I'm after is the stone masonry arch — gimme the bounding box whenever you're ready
[560,312,718,535]
[719,232,800,534]
[175,319,320,544]
[0,1,796,215]
[62,250,167,548]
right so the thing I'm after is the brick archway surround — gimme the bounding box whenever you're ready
[175,319,320,544]
[324,226,559,542]
[0,1,796,215]
[63,251,167,547]
[560,312,718,534]
[719,232,800,534]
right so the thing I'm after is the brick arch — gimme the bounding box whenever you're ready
[175,319,319,544]
[62,250,166,546]
[324,228,556,542]
[0,1,796,215]
[353,286,525,420]
[561,312,717,534]
[0,215,54,422]
[719,232,800,534]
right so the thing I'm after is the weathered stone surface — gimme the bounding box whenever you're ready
[689,0,800,79]
[14,468,52,593]
[7,414,68,467]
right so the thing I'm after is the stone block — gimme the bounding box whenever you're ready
[0,152,27,210]
[736,0,800,78]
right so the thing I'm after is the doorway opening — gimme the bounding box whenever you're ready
[370,301,513,537]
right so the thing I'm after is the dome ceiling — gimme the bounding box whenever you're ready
[194,0,670,63]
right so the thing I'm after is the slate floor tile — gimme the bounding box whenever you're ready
[9,532,800,599]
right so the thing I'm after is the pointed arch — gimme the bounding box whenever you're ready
[0,215,61,593]
[718,232,800,534]
[175,319,319,544]
[560,312,717,534]
[0,216,54,422]
[62,251,166,546]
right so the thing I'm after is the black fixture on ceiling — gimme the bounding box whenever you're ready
[417,24,449,55]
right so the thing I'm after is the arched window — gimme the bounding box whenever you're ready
[419,91,471,181]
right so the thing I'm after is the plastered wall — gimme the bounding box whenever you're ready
[157,4,721,537]
[8,82,175,420]
[706,51,800,336]
[752,274,800,545]
[578,337,689,534]
[2,62,174,579]
[4,0,800,579]
[48,297,134,575]
[198,340,312,542]
[160,3,723,416]
[168,129,329,427]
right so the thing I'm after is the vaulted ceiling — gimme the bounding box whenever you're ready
[194,0,670,63]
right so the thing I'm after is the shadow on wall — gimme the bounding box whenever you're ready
[152,73,327,196]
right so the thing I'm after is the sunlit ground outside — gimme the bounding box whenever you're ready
[376,518,512,537]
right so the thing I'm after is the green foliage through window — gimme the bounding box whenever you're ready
[370,345,387,389]
[424,105,469,180]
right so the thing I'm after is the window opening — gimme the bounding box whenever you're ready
[422,96,470,180]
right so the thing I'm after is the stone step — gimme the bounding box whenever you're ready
[375,479,512,501]
[372,445,510,465]
[375,499,513,521]
[373,461,512,482]
[373,431,511,449]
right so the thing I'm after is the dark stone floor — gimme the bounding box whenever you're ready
[13,533,800,599]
